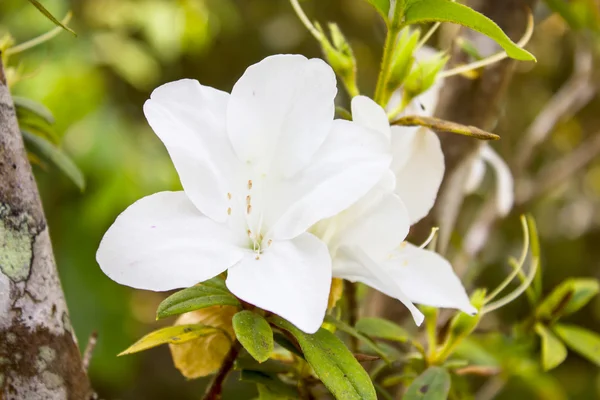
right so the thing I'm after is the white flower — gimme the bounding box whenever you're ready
[464,144,515,217]
[96,55,391,333]
[313,96,477,325]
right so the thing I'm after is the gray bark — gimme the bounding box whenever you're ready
[0,61,92,399]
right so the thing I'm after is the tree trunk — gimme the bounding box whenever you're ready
[366,0,537,321]
[0,61,93,399]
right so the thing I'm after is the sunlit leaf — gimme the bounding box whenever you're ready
[21,130,85,190]
[325,315,391,362]
[403,0,535,61]
[156,277,240,319]
[536,278,599,320]
[535,323,567,370]
[119,324,220,356]
[553,323,600,366]
[233,311,273,363]
[26,0,76,36]
[13,96,55,124]
[169,306,238,378]
[355,317,410,343]
[403,367,451,400]
[366,0,391,22]
[272,316,376,400]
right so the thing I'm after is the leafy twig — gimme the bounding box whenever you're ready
[202,341,242,400]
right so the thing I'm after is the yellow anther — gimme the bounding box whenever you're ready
[246,195,251,205]
[227,207,232,215]
[227,192,232,200]
[248,180,253,190]
[255,255,260,260]
[268,239,273,247]
[247,204,252,214]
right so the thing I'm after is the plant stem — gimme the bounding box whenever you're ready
[373,25,400,106]
[202,341,242,400]
[344,281,359,352]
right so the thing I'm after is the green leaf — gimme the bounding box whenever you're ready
[273,332,304,358]
[21,130,85,190]
[119,324,220,355]
[156,277,240,319]
[27,0,76,36]
[403,367,451,400]
[356,317,410,343]
[536,278,599,320]
[271,316,376,400]
[233,311,274,363]
[553,323,600,366]
[13,96,55,125]
[535,323,567,370]
[367,0,391,22]
[403,0,535,61]
[240,370,297,399]
[324,316,391,362]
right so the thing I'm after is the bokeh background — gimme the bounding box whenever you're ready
[1,0,599,398]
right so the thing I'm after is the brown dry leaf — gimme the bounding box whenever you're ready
[328,278,344,310]
[169,305,237,379]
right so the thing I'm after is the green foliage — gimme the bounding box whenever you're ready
[13,96,55,125]
[26,0,75,35]
[388,28,420,90]
[544,0,600,32]
[21,129,85,190]
[272,316,377,400]
[403,367,451,400]
[239,370,297,399]
[366,0,391,22]
[403,0,535,61]
[355,317,410,343]
[534,323,567,370]
[324,315,391,362]
[232,311,274,363]
[403,51,448,99]
[315,22,358,96]
[156,277,240,319]
[119,324,222,355]
[536,278,599,321]
[553,323,600,366]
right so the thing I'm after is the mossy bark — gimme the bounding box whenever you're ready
[0,61,93,399]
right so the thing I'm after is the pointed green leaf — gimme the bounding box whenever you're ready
[240,370,297,398]
[325,315,391,362]
[273,332,304,358]
[233,311,274,363]
[21,130,85,190]
[356,317,410,343]
[404,0,535,61]
[535,323,567,370]
[156,278,240,319]
[553,323,600,366]
[13,96,55,124]
[27,0,76,36]
[271,316,376,400]
[403,367,451,400]
[119,324,220,355]
[536,278,599,320]
[367,0,391,22]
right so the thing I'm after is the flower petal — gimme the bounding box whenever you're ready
[351,95,391,141]
[227,54,337,177]
[144,80,242,223]
[226,233,331,334]
[331,172,410,261]
[480,145,514,216]
[380,243,477,315]
[333,247,424,325]
[267,119,391,240]
[391,127,444,224]
[97,192,244,291]
[464,157,486,194]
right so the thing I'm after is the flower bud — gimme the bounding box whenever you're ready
[403,50,449,99]
[387,28,420,92]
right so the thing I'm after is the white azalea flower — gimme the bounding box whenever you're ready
[96,55,391,334]
[313,96,477,325]
[464,144,515,216]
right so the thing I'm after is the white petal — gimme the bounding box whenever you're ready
[267,119,391,240]
[380,243,477,315]
[226,233,331,334]
[143,79,242,223]
[332,173,410,261]
[97,192,245,291]
[227,54,337,177]
[351,95,391,141]
[480,145,514,216]
[464,157,486,194]
[333,247,424,325]
[391,127,445,224]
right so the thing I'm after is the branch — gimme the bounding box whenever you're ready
[0,59,92,398]
[202,341,242,400]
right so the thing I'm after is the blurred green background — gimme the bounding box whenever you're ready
[1,0,599,399]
